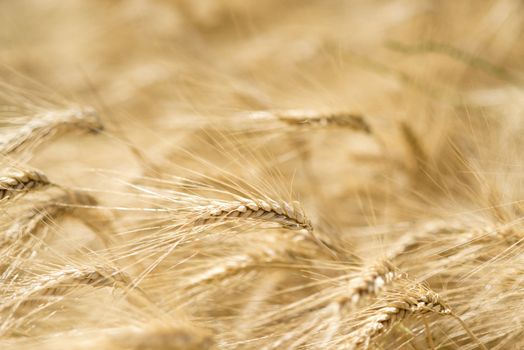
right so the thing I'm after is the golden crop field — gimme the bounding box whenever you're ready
[1,1,523,349]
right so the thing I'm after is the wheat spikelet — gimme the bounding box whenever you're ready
[194,197,313,233]
[0,107,103,155]
[0,168,51,202]
[41,265,130,293]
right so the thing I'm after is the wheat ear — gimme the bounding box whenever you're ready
[186,252,273,288]
[1,191,106,250]
[0,107,103,155]
[386,40,517,84]
[339,260,400,307]
[349,285,451,350]
[386,220,471,261]
[0,169,51,201]
[194,197,313,233]
[258,260,400,350]
[256,260,398,349]
[185,242,313,289]
[385,219,515,269]
[249,110,371,132]
[52,191,116,245]
[1,265,132,314]
[400,121,427,172]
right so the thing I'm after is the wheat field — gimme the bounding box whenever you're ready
[1,1,524,349]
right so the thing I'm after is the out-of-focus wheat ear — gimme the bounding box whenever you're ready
[194,197,314,234]
[106,323,216,350]
[183,244,311,291]
[1,191,112,255]
[399,121,428,173]
[184,252,273,289]
[0,201,66,281]
[386,220,470,262]
[59,190,116,246]
[0,168,52,203]
[248,109,372,133]
[1,265,133,316]
[0,106,103,155]
[0,202,66,254]
[386,40,519,84]
[0,191,110,282]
